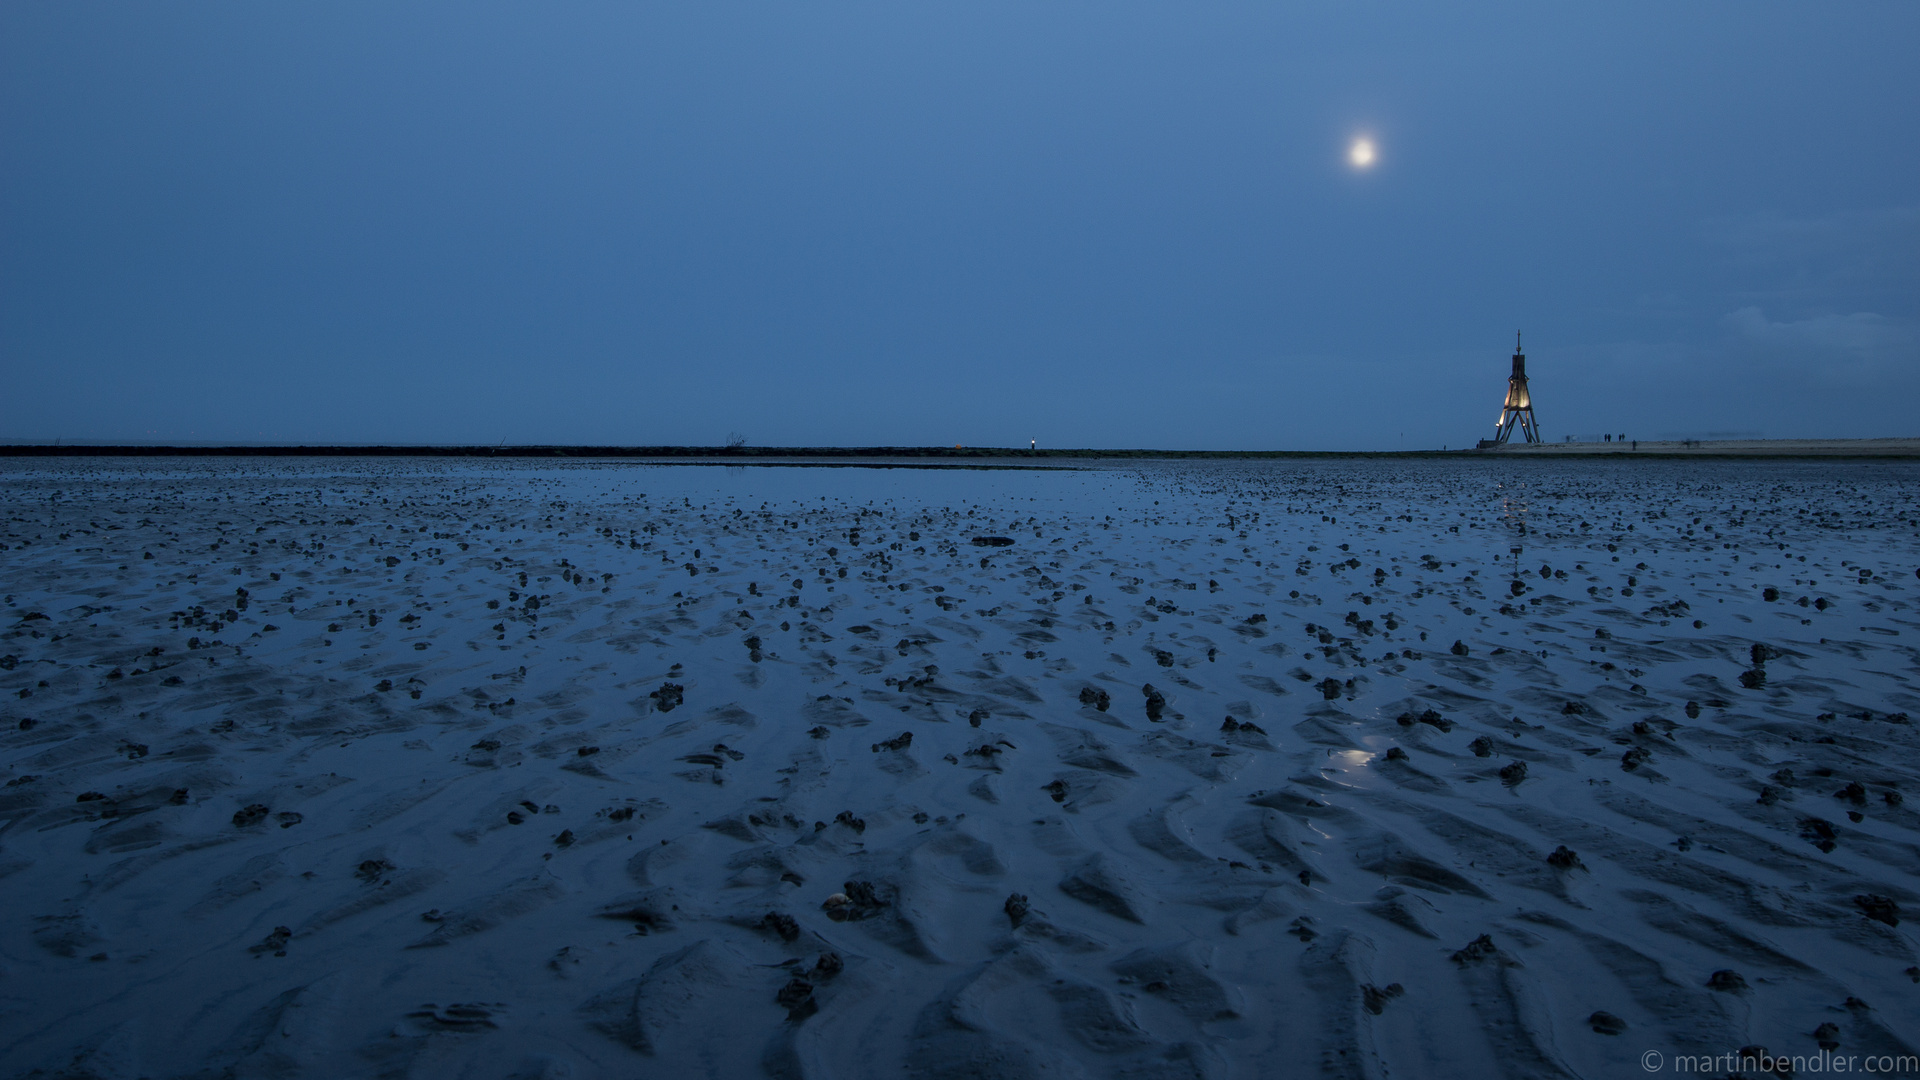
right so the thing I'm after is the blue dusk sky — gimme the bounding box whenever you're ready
[2,2,1915,449]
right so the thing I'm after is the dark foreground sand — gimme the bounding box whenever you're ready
[1,457,1916,1078]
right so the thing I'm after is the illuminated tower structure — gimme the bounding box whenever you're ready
[1492,332,1540,445]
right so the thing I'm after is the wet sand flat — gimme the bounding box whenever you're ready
[2,456,1916,1078]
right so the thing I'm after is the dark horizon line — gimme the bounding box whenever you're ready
[1,440,1916,461]
[0,443,1452,460]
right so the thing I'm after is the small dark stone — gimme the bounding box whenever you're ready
[1384,747,1409,761]
[1588,1011,1627,1035]
[232,803,270,827]
[1813,1021,1841,1051]
[1499,760,1528,785]
[1546,845,1584,870]
[1469,736,1493,758]
[1450,640,1469,656]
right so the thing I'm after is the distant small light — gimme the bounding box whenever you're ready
[1349,138,1376,169]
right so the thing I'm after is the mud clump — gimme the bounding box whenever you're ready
[1142,684,1167,721]
[776,978,814,1014]
[1854,894,1900,927]
[760,912,800,941]
[1451,934,1497,965]
[1798,817,1837,853]
[822,880,887,922]
[1004,893,1030,928]
[649,682,686,713]
[249,926,292,956]
[1392,708,1452,732]
[1360,983,1405,1014]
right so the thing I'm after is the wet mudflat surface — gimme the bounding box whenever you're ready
[1,456,1916,1078]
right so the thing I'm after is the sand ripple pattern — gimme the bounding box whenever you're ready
[1,456,1916,1077]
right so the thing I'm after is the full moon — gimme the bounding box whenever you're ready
[1349,137,1376,168]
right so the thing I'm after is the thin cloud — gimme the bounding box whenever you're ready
[1722,306,1916,357]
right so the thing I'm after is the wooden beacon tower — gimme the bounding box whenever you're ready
[1491,331,1540,445]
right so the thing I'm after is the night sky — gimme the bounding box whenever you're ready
[3,3,1914,449]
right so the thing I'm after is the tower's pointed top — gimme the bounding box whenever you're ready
[1516,329,1523,353]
